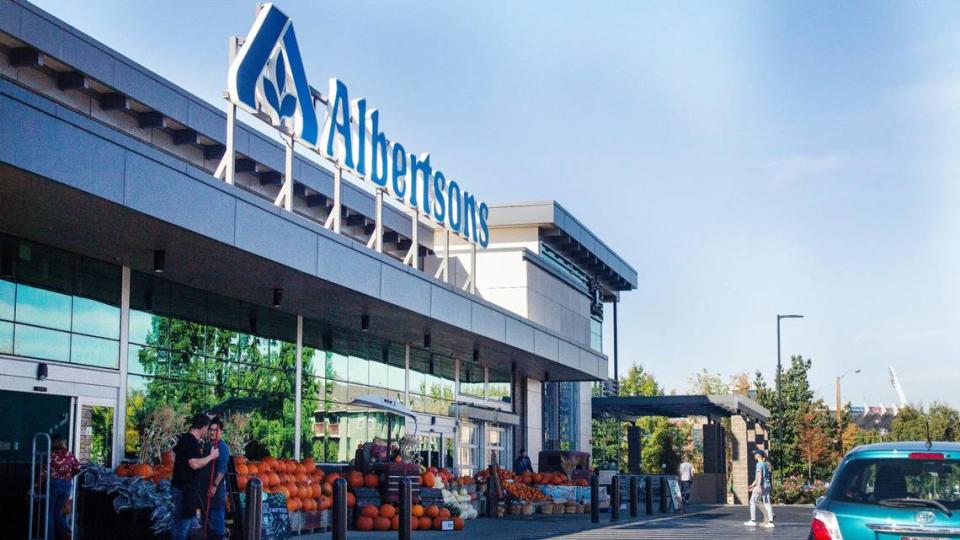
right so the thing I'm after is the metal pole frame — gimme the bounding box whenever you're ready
[294,315,303,459]
[29,432,52,540]
[775,316,782,466]
[112,266,131,467]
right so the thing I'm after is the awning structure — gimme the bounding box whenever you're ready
[454,404,520,426]
[348,395,419,434]
[591,394,770,424]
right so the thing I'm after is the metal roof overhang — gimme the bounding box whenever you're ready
[592,394,770,424]
[0,163,603,383]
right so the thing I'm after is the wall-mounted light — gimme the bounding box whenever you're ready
[361,314,370,332]
[272,288,283,308]
[36,362,48,381]
[153,250,165,273]
[322,332,333,350]
[423,332,431,350]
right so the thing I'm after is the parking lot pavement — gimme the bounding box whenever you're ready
[298,505,814,539]
[553,505,813,540]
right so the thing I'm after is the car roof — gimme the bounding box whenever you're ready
[848,441,960,456]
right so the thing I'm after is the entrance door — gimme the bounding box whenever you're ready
[72,397,114,466]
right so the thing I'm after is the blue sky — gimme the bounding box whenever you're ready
[32,1,960,407]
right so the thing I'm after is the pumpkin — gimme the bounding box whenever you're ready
[411,516,419,530]
[374,517,391,531]
[347,471,364,488]
[247,464,259,474]
[439,507,451,519]
[379,503,396,518]
[421,472,435,488]
[453,516,464,530]
[295,472,307,484]
[412,504,424,517]
[355,516,374,531]
[310,484,321,498]
[276,486,290,498]
[115,464,130,477]
[286,497,298,512]
[390,515,399,530]
[419,517,432,530]
[161,451,174,465]
[432,516,444,530]
[360,505,379,518]
[326,472,341,485]
[364,473,380,488]
[302,458,316,472]
[237,475,249,491]
[269,472,281,486]
[346,491,356,507]
[236,464,249,475]
[303,498,317,512]
[425,505,440,518]
[319,495,331,510]
[321,482,333,497]
[132,463,154,478]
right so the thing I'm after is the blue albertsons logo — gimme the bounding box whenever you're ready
[227,3,318,146]
[227,4,489,248]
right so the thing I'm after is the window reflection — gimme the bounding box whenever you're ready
[15,284,72,331]
[14,324,70,362]
[0,279,14,320]
[0,321,12,353]
[71,334,119,368]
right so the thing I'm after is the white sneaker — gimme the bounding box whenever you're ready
[744,520,757,527]
[762,522,775,528]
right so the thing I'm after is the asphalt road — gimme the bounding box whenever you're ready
[553,505,813,540]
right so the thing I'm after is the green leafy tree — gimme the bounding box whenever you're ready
[619,365,662,397]
[687,369,727,395]
[891,406,930,442]
[641,417,688,474]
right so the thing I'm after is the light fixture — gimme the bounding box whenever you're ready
[153,250,165,273]
[37,362,48,381]
[272,288,283,308]
[361,314,370,332]
[423,332,431,350]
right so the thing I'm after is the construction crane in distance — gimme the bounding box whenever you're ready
[888,366,909,409]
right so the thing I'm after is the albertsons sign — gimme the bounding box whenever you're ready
[227,3,490,248]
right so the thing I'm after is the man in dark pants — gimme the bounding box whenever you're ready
[204,417,230,540]
[171,413,219,540]
[513,449,533,475]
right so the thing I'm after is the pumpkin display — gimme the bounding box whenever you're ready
[355,516,374,531]
[319,495,331,510]
[374,517,391,531]
[425,505,440,518]
[347,471,364,488]
[363,473,380,488]
[420,471,435,489]
[453,516,464,530]
[438,507,451,519]
[360,505,379,518]
[131,463,154,478]
[419,517,432,530]
[390,515,399,530]
[346,491,356,507]
[412,504,424,517]
[237,475,249,490]
[432,516,444,530]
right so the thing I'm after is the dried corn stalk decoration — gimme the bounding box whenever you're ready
[224,412,253,456]
[139,406,186,465]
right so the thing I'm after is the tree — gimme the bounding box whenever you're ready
[891,406,930,442]
[687,369,727,395]
[620,365,662,397]
[730,372,751,395]
[641,417,688,474]
[890,403,960,443]
[795,403,832,481]
[928,402,960,441]
[768,355,815,478]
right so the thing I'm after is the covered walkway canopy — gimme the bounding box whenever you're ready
[592,394,770,424]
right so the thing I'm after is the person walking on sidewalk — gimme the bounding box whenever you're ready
[203,417,230,540]
[744,450,774,528]
[47,434,81,540]
[678,458,694,503]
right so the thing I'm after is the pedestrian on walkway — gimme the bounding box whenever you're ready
[47,434,81,540]
[744,450,774,528]
[203,417,230,540]
[514,449,533,475]
[678,458,694,503]
[171,413,219,540]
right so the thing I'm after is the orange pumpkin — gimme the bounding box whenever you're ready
[286,497,298,513]
[302,458,316,472]
[321,482,333,497]
[115,463,130,477]
[453,516,464,530]
[390,515,399,530]
[326,472,341,485]
[347,471,364,488]
[411,516,420,530]
[364,473,380,488]
[374,517,391,531]
[432,516,444,530]
[303,498,317,512]
[419,517,432,530]
[346,491,356,507]
[355,516,374,531]
[132,463,154,478]
[310,484,321,498]
[237,475,249,490]
[379,503,396,518]
[247,464,259,474]
[161,451,174,465]
[269,472,281,486]
[360,504,379,518]
[319,495,331,510]
[412,504,424,518]
[421,472,435,488]
[425,505,440,518]
[438,507,451,519]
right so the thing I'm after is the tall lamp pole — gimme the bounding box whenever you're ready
[836,368,861,457]
[775,314,804,465]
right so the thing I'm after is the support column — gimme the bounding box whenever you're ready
[524,377,543,471]
[112,266,131,467]
[613,299,619,381]
[404,344,410,405]
[294,315,303,459]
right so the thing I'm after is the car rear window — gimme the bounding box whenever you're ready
[832,457,960,509]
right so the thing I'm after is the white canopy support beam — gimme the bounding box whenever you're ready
[324,167,342,233]
[403,209,419,269]
[434,229,450,283]
[214,37,241,185]
[366,189,384,252]
[273,135,295,210]
[462,243,477,294]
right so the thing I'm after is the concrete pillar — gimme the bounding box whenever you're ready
[525,377,543,471]
[729,415,750,505]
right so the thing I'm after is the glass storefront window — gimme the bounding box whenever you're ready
[459,363,484,398]
[485,425,511,468]
[590,316,602,353]
[488,368,512,404]
[0,321,12,354]
[14,324,70,362]
[71,334,119,368]
[0,279,14,320]
[15,284,72,331]
[72,297,120,339]
[458,424,479,476]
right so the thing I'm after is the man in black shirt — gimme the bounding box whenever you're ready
[171,413,219,540]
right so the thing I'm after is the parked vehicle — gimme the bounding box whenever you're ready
[810,442,960,539]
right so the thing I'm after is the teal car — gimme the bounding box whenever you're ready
[811,442,960,540]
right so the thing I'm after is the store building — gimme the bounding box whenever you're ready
[0,0,635,488]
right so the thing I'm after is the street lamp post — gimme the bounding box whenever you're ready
[836,368,861,457]
[775,314,804,466]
